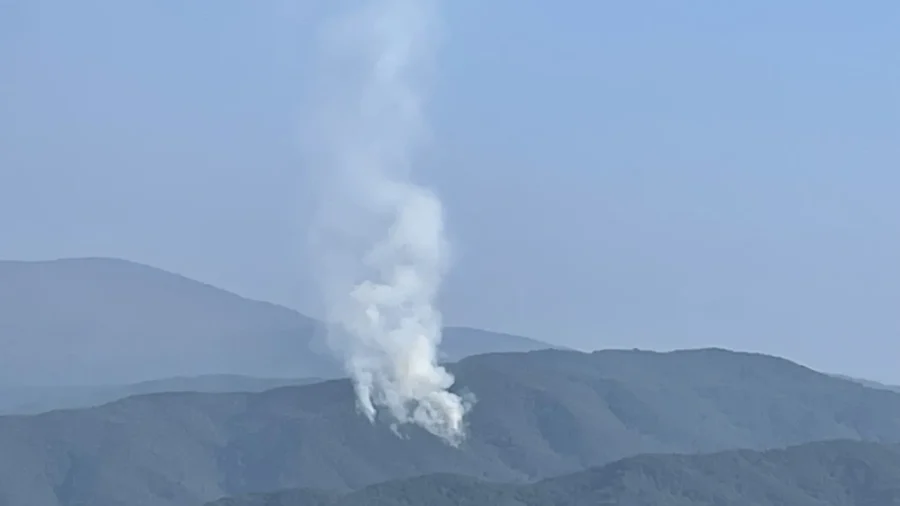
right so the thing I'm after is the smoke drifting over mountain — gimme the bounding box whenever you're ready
[304,0,471,445]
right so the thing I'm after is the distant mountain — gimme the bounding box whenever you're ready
[831,373,900,393]
[0,257,325,384]
[0,257,556,386]
[207,439,900,506]
[1,348,900,506]
[438,326,565,361]
[0,375,323,415]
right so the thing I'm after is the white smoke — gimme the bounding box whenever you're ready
[303,0,472,445]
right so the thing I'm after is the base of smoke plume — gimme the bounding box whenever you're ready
[352,387,477,448]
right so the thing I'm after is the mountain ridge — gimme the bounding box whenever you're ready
[831,373,900,393]
[1,347,900,505]
[0,374,325,415]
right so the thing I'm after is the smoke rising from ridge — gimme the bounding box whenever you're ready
[304,0,471,445]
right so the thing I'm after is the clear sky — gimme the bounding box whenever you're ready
[1,1,898,382]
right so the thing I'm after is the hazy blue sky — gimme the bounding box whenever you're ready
[1,1,898,381]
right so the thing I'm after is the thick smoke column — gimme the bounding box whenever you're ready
[304,0,472,445]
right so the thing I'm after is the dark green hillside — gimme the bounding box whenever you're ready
[209,440,900,506]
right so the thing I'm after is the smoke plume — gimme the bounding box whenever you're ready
[304,0,471,445]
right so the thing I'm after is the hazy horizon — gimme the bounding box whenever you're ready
[2,1,898,383]
[2,255,895,389]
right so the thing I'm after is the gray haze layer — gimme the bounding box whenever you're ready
[1,2,898,382]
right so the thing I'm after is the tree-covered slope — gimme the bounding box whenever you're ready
[209,439,900,506]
